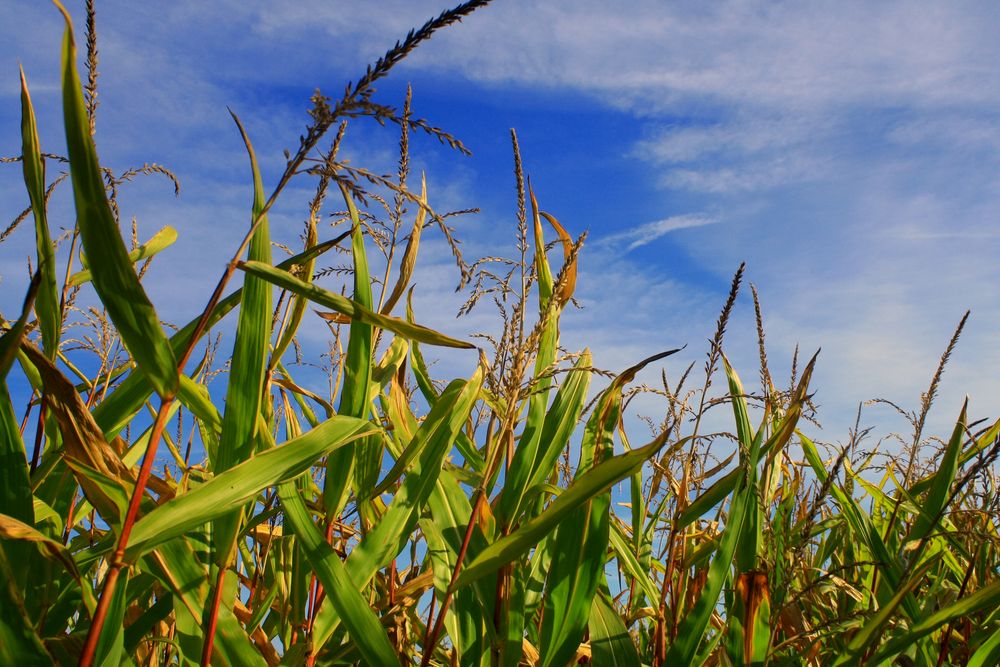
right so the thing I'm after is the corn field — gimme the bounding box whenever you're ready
[2,2,1000,665]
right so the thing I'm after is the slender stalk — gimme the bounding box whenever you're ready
[421,489,487,667]
[78,395,176,666]
[200,565,228,665]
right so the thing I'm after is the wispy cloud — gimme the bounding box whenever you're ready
[598,214,718,251]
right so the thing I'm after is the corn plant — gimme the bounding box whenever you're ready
[3,2,1000,666]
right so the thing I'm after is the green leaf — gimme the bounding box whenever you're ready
[125,415,375,559]
[332,185,375,516]
[269,172,324,369]
[420,517,492,665]
[677,352,817,529]
[215,110,272,475]
[309,369,488,652]
[0,271,41,381]
[0,383,32,525]
[370,359,482,498]
[238,260,475,349]
[143,538,266,666]
[497,351,591,528]
[800,431,920,621]
[589,592,641,666]
[455,428,671,590]
[906,400,966,548]
[405,289,443,405]
[55,2,178,397]
[665,472,750,665]
[969,624,1000,667]
[541,346,622,667]
[92,574,127,667]
[870,577,1000,664]
[67,225,178,287]
[19,67,60,359]
[608,522,659,608]
[91,234,344,441]
[540,490,610,667]
[348,368,484,583]
[497,189,562,530]
[721,353,764,575]
[833,553,941,665]
[277,483,401,667]
[0,545,53,666]
[0,513,97,614]
[212,111,273,568]
[0,278,39,528]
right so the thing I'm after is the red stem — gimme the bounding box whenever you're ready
[420,490,486,667]
[200,564,228,665]
[78,396,175,666]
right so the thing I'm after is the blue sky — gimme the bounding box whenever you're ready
[3,0,1000,445]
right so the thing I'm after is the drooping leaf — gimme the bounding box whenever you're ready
[126,415,375,559]
[380,174,427,315]
[238,260,475,349]
[91,235,345,441]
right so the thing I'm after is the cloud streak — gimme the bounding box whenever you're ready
[597,214,718,251]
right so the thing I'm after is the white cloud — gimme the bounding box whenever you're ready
[597,214,718,251]
[3,0,1000,447]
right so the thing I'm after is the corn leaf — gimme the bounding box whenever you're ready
[380,175,427,315]
[91,235,344,441]
[348,368,484,583]
[906,400,966,547]
[498,351,591,528]
[277,482,401,666]
[455,427,670,590]
[19,67,60,359]
[833,553,941,665]
[332,185,375,516]
[677,352,817,528]
[800,431,920,620]
[126,415,374,558]
[0,383,32,524]
[871,577,1000,664]
[238,260,474,349]
[0,545,53,666]
[590,591,641,666]
[0,277,39,527]
[969,625,1000,667]
[55,1,178,398]
[211,112,273,574]
[665,471,751,665]
[540,348,622,667]
[67,226,178,287]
